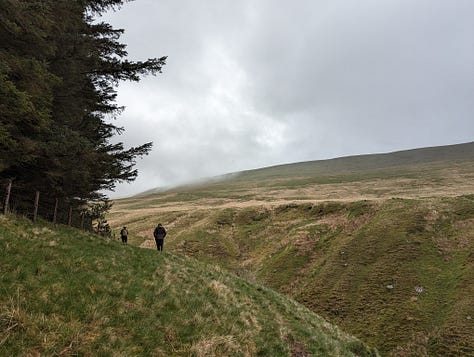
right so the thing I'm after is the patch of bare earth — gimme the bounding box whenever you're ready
[287,339,311,357]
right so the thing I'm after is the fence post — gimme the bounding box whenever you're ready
[3,179,12,215]
[68,206,73,226]
[53,198,58,224]
[80,212,85,229]
[33,191,40,222]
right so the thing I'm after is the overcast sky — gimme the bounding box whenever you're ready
[101,0,474,198]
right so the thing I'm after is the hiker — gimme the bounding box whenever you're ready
[120,226,128,244]
[153,223,167,252]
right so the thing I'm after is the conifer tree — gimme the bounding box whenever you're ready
[0,0,166,217]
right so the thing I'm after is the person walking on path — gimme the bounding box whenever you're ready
[153,223,167,252]
[120,226,128,244]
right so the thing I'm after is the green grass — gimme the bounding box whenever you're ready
[121,197,474,355]
[0,215,377,356]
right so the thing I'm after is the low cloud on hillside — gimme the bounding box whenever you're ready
[102,0,474,197]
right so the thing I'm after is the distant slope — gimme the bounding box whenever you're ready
[140,141,474,193]
[122,141,474,206]
[0,216,377,356]
[229,141,474,181]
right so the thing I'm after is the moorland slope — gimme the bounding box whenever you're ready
[109,142,474,355]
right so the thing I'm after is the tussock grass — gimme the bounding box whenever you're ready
[111,197,474,355]
[108,143,474,355]
[0,216,377,356]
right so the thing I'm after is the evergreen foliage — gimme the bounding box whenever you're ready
[0,0,165,212]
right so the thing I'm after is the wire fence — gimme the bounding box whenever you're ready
[0,178,93,231]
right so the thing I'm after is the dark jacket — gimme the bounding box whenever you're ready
[154,225,166,239]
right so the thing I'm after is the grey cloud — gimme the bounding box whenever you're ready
[103,0,474,197]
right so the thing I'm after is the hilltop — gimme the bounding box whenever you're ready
[123,142,474,209]
[0,216,376,356]
[108,142,474,355]
[226,141,474,182]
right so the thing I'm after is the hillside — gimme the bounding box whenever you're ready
[127,142,474,208]
[0,216,377,356]
[232,141,474,181]
[109,196,474,356]
[108,142,474,355]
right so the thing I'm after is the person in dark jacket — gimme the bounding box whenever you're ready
[153,223,167,252]
[120,226,128,244]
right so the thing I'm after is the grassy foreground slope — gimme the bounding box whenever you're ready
[0,216,377,356]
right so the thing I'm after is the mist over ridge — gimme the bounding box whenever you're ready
[129,141,474,198]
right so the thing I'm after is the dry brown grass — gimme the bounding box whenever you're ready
[110,168,473,229]
[104,158,474,356]
[190,335,243,357]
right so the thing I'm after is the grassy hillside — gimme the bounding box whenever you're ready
[109,196,474,356]
[124,143,474,207]
[136,142,474,199]
[231,141,474,181]
[108,142,474,355]
[0,216,377,356]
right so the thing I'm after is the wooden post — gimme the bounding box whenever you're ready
[33,191,40,222]
[3,179,12,215]
[68,206,73,226]
[81,211,86,230]
[53,198,58,224]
